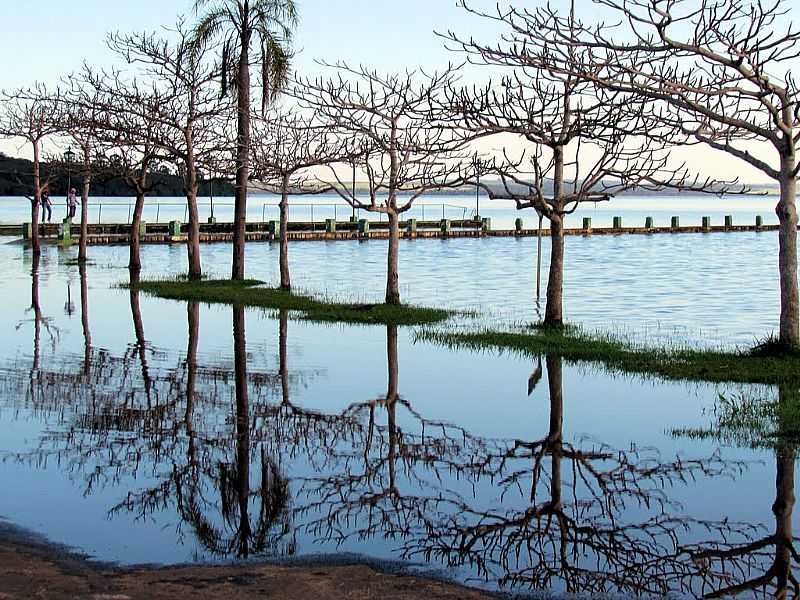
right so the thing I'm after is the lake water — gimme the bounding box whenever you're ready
[0,218,797,597]
[0,192,782,230]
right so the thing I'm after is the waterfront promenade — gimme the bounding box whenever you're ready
[2,214,786,246]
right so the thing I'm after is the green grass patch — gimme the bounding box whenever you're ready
[418,325,800,385]
[126,278,452,326]
[671,389,800,449]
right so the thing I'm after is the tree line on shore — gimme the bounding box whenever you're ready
[0,0,798,348]
[0,152,234,198]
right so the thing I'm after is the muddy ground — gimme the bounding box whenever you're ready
[0,533,498,600]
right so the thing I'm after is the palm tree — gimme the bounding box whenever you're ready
[190,0,298,280]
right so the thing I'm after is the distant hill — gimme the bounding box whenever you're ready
[252,178,778,197]
[0,153,234,198]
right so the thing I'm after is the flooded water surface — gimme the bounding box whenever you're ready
[0,230,797,598]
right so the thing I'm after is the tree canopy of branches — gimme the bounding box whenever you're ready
[79,69,171,272]
[250,109,355,290]
[0,85,63,254]
[107,23,233,280]
[58,81,110,263]
[444,3,731,326]
[478,0,800,345]
[295,63,475,305]
[190,0,299,281]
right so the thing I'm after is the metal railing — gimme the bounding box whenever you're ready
[83,200,475,225]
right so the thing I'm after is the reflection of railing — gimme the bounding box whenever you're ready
[86,200,473,224]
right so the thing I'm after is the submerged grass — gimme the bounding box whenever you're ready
[417,324,800,386]
[126,278,453,326]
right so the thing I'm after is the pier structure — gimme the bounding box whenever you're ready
[0,214,787,246]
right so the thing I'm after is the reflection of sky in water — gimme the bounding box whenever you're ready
[0,233,794,595]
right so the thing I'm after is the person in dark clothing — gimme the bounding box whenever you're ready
[40,189,52,223]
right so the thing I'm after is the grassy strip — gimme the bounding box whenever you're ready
[127,278,452,326]
[418,326,800,386]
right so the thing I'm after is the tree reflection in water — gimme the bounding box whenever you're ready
[674,386,800,598]
[2,265,794,595]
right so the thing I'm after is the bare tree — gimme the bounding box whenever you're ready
[85,71,170,272]
[250,109,355,290]
[59,83,109,263]
[481,0,800,346]
[444,5,729,327]
[0,85,63,254]
[107,24,232,280]
[295,63,475,305]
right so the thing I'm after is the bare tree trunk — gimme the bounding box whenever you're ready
[185,130,202,279]
[279,175,291,291]
[129,190,145,272]
[545,215,565,326]
[544,144,565,327]
[232,37,251,281]
[233,304,251,557]
[78,147,91,263]
[777,157,798,348]
[386,210,401,305]
[31,141,41,254]
[186,183,202,280]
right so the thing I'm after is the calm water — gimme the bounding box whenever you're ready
[0,192,781,230]
[0,229,796,597]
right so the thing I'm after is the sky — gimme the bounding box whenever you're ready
[0,0,785,183]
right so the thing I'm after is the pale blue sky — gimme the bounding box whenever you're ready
[0,1,782,182]
[0,1,508,88]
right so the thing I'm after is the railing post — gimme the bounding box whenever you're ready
[127,205,132,224]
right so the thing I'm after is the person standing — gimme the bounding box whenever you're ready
[66,187,79,220]
[40,188,52,223]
